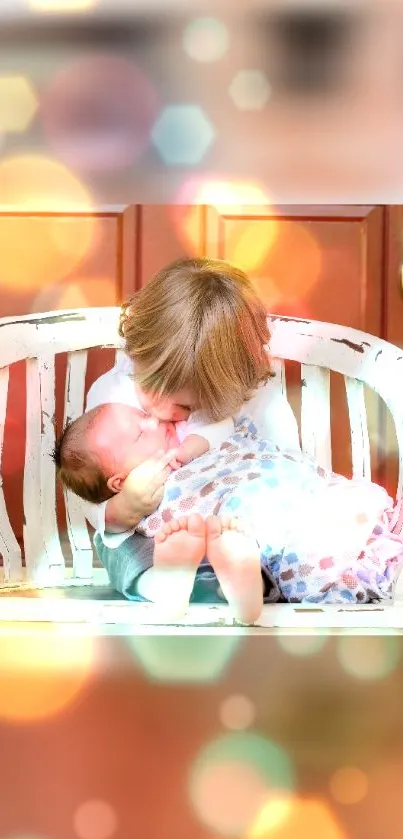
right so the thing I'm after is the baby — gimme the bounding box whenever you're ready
[55,402,403,621]
[55,402,268,622]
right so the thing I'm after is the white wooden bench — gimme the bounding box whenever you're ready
[1,307,403,630]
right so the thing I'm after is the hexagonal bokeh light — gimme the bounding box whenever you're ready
[0,76,37,132]
[151,105,215,166]
[229,70,271,111]
[183,17,229,63]
[127,634,242,683]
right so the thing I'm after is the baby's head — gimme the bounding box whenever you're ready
[53,402,177,503]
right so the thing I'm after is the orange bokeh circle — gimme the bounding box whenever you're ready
[0,623,94,722]
[0,154,95,292]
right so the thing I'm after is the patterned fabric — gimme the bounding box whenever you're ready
[138,417,403,604]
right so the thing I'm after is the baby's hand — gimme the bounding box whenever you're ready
[168,455,183,470]
[168,443,201,469]
[172,435,209,468]
[121,448,178,516]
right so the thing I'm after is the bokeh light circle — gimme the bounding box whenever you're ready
[189,732,294,837]
[0,76,37,132]
[0,624,94,722]
[0,154,95,291]
[3,835,46,839]
[248,797,295,837]
[183,18,229,63]
[0,153,92,209]
[330,766,368,805]
[73,799,118,839]
[220,694,256,730]
[337,635,401,680]
[176,175,269,212]
[3,834,46,839]
[276,630,328,657]
[127,635,242,683]
[253,222,322,305]
[172,176,274,274]
[249,798,346,839]
[31,0,94,9]
[42,55,159,173]
[32,276,116,313]
[229,70,271,111]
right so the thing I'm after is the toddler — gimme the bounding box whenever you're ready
[55,402,403,622]
[82,256,301,615]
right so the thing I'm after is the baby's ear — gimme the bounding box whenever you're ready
[107,474,125,494]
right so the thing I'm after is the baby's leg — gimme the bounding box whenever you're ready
[206,516,264,624]
[149,514,206,617]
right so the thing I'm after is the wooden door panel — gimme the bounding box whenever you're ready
[205,205,383,331]
[204,205,385,481]
[0,204,137,318]
[1,204,138,557]
[381,206,403,497]
[137,204,205,288]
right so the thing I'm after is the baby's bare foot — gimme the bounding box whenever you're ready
[206,516,263,625]
[152,514,206,617]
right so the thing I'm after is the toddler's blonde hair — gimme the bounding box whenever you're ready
[119,258,273,421]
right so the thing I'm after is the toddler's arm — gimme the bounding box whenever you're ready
[171,415,235,468]
[171,434,209,468]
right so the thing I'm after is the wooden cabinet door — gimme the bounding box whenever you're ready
[136,204,205,286]
[0,204,137,318]
[204,205,385,480]
[1,204,138,555]
[381,206,403,497]
[204,205,384,331]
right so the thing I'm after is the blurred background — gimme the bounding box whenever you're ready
[2,0,403,561]
[1,6,403,839]
[0,0,401,203]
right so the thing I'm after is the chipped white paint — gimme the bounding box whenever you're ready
[345,377,371,479]
[269,357,286,397]
[1,308,403,625]
[24,357,54,582]
[300,364,331,469]
[64,349,93,579]
[269,315,403,500]
[0,597,402,631]
[38,355,66,583]
[0,366,22,580]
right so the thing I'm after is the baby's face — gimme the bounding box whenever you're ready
[92,404,178,481]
